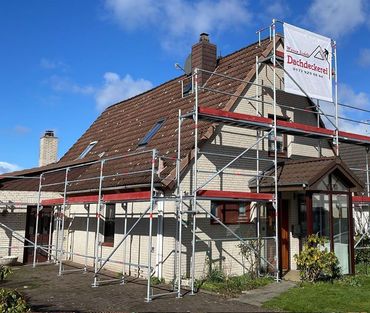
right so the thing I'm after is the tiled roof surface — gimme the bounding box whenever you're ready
[0,37,273,193]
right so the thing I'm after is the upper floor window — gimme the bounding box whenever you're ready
[78,141,98,159]
[211,201,251,224]
[138,119,165,147]
[268,114,288,157]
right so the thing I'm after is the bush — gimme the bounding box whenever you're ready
[0,288,30,313]
[294,235,341,282]
[0,266,12,281]
[206,266,225,283]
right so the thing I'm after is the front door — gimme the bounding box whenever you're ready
[279,199,290,274]
[24,206,53,263]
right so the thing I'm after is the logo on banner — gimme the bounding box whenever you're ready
[286,45,330,80]
[283,23,333,102]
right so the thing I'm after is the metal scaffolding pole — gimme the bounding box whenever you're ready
[190,68,199,295]
[333,40,339,156]
[33,174,44,268]
[177,108,183,298]
[58,167,70,276]
[84,204,90,272]
[272,18,280,282]
[92,160,105,287]
[146,148,157,302]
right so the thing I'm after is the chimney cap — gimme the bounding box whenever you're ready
[44,130,55,137]
[199,33,210,42]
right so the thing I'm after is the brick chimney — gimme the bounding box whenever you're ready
[191,33,217,86]
[39,130,58,166]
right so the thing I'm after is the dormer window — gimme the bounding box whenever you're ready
[78,141,97,159]
[138,119,165,147]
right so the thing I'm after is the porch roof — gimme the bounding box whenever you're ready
[249,157,364,192]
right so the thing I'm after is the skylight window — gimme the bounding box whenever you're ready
[138,119,165,147]
[78,141,98,159]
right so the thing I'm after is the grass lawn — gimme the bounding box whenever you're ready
[199,275,273,297]
[264,274,370,312]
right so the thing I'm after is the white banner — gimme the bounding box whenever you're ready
[283,23,333,102]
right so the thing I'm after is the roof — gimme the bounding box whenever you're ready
[249,157,364,192]
[0,36,275,193]
[340,143,368,184]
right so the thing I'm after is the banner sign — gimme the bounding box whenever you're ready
[283,23,333,102]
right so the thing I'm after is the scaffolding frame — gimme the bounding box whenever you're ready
[2,19,370,303]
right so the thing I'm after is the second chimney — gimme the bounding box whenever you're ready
[191,33,217,86]
[39,130,58,167]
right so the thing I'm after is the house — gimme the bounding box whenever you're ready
[0,32,368,299]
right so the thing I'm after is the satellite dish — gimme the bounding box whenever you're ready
[184,54,192,75]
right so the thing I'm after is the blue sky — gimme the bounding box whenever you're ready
[1,0,370,173]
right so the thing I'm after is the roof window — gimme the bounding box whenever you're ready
[78,141,98,159]
[138,119,165,147]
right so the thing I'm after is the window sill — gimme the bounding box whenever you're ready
[101,242,114,247]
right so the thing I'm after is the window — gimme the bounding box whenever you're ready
[268,115,288,157]
[138,119,165,147]
[103,203,116,246]
[78,141,98,159]
[211,201,251,224]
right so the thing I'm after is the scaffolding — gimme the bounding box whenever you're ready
[2,19,370,302]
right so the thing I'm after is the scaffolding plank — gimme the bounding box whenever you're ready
[196,189,273,201]
[353,196,370,203]
[68,195,99,204]
[103,191,151,202]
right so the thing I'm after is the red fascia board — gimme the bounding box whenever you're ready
[41,198,64,206]
[103,191,151,202]
[338,131,370,144]
[198,107,272,125]
[353,196,370,203]
[277,120,334,136]
[196,189,273,201]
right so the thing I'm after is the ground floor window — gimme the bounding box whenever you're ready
[210,201,251,224]
[102,203,116,246]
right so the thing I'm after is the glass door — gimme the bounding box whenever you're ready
[332,194,349,274]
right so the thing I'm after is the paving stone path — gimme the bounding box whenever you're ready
[1,263,278,312]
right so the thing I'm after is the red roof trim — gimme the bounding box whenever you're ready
[353,196,370,203]
[196,189,273,201]
[103,191,151,202]
[338,131,370,143]
[40,191,152,205]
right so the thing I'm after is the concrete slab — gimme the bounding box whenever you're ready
[236,280,296,307]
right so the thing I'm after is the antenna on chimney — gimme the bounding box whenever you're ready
[175,63,185,73]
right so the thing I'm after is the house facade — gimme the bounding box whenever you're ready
[0,33,367,288]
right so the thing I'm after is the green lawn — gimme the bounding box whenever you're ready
[264,275,370,312]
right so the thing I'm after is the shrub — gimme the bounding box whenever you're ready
[238,239,261,279]
[150,276,165,285]
[294,235,341,282]
[0,288,30,313]
[206,266,225,283]
[0,266,13,281]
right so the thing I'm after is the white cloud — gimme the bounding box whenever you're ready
[320,83,370,135]
[260,0,290,20]
[359,49,370,67]
[0,162,21,174]
[339,83,369,109]
[49,75,95,95]
[95,72,153,110]
[104,0,252,50]
[40,58,68,71]
[306,0,366,38]
[14,125,31,135]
